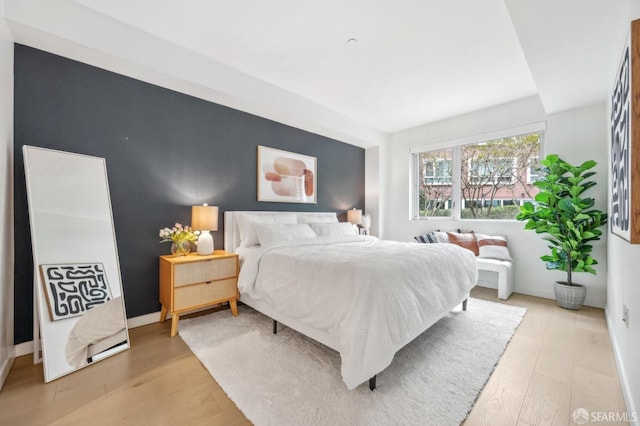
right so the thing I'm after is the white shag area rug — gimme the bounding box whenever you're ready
[179,298,526,426]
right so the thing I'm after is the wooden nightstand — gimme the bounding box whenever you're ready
[159,250,239,337]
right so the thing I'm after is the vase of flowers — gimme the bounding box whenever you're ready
[159,223,199,256]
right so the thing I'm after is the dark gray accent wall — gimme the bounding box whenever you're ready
[13,45,364,344]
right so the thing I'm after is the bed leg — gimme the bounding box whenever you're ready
[369,375,376,391]
[273,319,278,334]
[462,298,468,311]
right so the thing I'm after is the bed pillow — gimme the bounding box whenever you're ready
[446,231,479,256]
[475,233,512,261]
[236,212,297,247]
[433,231,450,243]
[296,213,338,224]
[309,222,358,237]
[254,223,317,246]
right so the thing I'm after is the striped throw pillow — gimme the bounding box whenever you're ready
[414,232,437,243]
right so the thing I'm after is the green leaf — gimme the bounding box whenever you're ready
[541,154,559,167]
[568,176,584,185]
[535,192,553,204]
[580,159,597,170]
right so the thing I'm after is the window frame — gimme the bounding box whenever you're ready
[410,122,546,221]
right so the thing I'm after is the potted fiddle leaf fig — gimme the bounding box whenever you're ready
[516,154,607,309]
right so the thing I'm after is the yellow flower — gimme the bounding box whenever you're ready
[159,223,198,244]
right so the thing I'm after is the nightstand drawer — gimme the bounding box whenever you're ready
[173,278,237,311]
[174,257,237,287]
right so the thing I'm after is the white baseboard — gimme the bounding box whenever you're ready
[14,341,33,358]
[605,306,639,426]
[14,310,164,357]
[514,284,605,309]
[0,355,14,391]
[127,311,161,329]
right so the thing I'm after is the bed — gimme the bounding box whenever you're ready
[224,211,478,390]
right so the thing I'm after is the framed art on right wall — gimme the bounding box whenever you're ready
[611,18,640,244]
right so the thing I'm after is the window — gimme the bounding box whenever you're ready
[412,124,544,220]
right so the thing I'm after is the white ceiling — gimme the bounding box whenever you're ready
[2,0,633,147]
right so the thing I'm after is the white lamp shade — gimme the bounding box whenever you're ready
[191,205,218,231]
[347,208,362,225]
[192,205,218,255]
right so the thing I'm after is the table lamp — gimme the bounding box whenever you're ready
[347,208,362,232]
[191,204,218,255]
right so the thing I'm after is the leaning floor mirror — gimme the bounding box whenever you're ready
[23,145,129,382]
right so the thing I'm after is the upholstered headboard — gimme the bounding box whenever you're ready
[223,211,339,252]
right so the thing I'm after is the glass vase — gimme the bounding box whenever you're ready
[171,240,191,257]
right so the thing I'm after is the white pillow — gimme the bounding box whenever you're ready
[296,213,338,224]
[255,223,317,246]
[433,231,450,243]
[475,233,512,261]
[309,222,358,237]
[236,212,297,247]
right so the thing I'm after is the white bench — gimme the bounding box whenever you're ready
[414,231,514,300]
[476,258,514,300]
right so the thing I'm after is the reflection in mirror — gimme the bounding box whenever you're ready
[23,146,129,382]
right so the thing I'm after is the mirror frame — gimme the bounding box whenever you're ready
[23,145,130,382]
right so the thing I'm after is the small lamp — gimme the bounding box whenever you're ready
[191,204,218,255]
[347,208,362,232]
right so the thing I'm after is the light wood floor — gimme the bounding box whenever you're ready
[0,288,627,425]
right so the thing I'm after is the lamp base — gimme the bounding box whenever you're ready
[196,231,214,255]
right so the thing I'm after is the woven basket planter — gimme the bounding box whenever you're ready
[554,281,586,310]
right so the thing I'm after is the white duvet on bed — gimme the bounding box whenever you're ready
[238,235,478,389]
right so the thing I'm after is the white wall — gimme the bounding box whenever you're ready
[365,146,381,237]
[0,0,15,390]
[604,5,640,423]
[384,96,609,308]
[4,0,386,150]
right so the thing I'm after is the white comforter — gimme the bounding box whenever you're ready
[238,236,478,389]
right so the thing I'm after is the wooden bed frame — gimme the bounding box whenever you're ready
[223,211,468,390]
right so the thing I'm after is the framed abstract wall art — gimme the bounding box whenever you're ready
[257,145,317,204]
[611,18,640,244]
